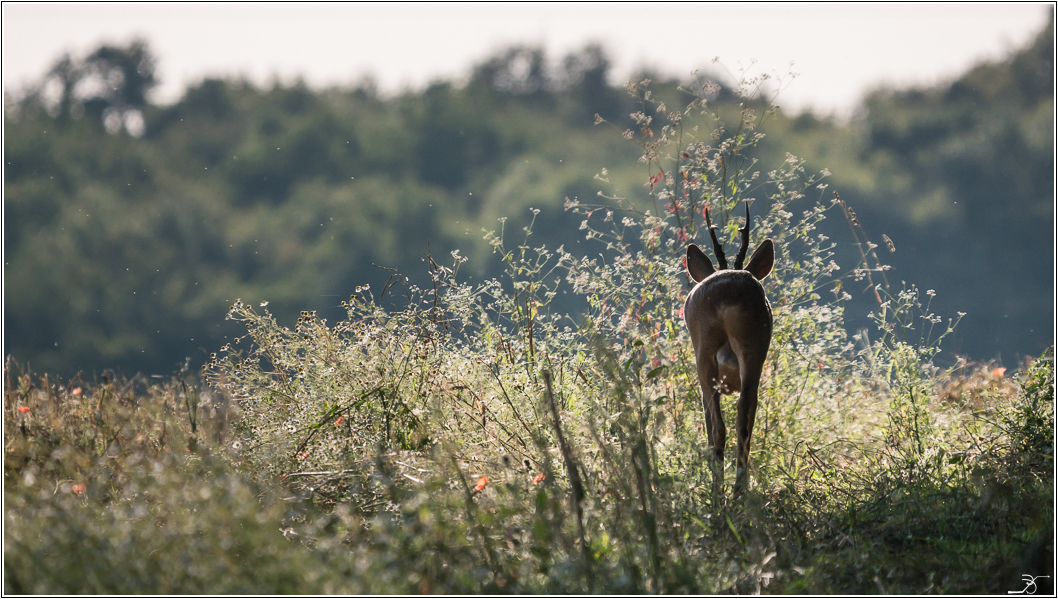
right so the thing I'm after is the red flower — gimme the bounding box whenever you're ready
[17,406,30,414]
[71,484,86,495]
[71,387,82,396]
[532,473,545,485]
[474,476,488,492]
[335,416,344,425]
[648,172,664,190]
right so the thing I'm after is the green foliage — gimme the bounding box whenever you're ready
[2,365,372,594]
[1005,347,1056,477]
[5,19,1054,376]
[5,36,1054,593]
[817,16,1055,363]
[4,42,640,376]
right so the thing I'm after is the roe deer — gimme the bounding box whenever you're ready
[684,204,775,496]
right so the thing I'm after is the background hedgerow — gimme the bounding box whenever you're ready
[5,74,1053,594]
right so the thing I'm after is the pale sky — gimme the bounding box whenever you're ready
[2,3,1051,117]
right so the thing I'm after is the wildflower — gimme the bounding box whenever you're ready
[17,406,30,414]
[883,234,896,253]
[71,484,86,495]
[648,171,664,190]
[71,387,82,395]
[991,367,1006,378]
[335,416,344,425]
[532,473,545,485]
[474,476,488,492]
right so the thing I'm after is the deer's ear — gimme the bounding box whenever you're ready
[687,244,716,283]
[746,239,775,280]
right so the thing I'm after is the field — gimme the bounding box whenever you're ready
[4,77,1054,594]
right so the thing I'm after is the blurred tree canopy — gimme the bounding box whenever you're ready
[819,15,1053,360]
[4,17,1053,377]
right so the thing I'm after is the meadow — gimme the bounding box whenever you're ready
[5,75,1054,594]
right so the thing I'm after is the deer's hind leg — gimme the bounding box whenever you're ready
[696,346,726,463]
[695,343,727,499]
[732,348,767,496]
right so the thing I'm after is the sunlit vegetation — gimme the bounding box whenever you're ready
[4,17,1053,377]
[5,70,1052,592]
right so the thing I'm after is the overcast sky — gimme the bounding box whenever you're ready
[2,3,1051,117]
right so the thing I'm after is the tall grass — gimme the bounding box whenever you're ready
[5,76,1053,594]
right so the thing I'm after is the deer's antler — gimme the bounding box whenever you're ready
[734,202,751,270]
[704,207,728,270]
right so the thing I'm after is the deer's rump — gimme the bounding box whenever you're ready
[684,270,772,392]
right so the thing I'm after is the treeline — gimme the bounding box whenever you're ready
[4,17,1053,377]
[827,18,1053,359]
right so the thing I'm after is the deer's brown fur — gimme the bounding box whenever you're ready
[684,208,774,495]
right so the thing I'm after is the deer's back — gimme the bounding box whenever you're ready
[684,270,772,349]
